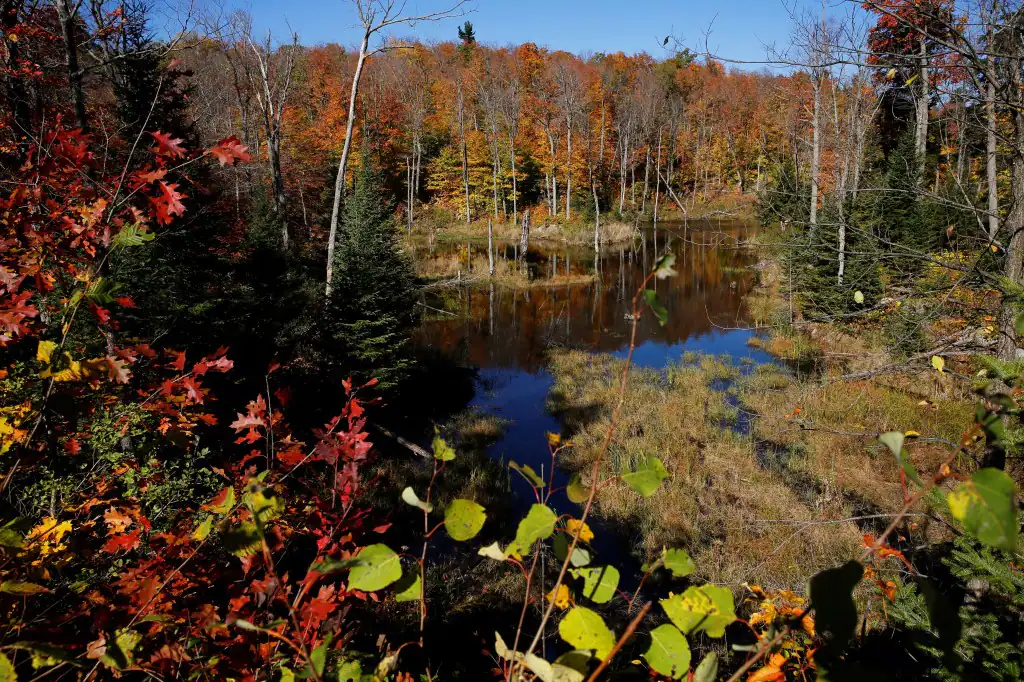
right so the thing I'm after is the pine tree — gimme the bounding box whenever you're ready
[327,155,419,390]
[878,132,936,275]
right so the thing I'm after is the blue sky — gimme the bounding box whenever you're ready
[231,0,811,68]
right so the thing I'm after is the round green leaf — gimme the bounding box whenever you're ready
[515,504,557,549]
[660,585,736,638]
[347,544,402,592]
[394,570,422,603]
[554,534,592,567]
[853,290,865,304]
[661,548,695,578]
[445,499,486,541]
[947,468,1018,551]
[643,624,691,679]
[570,566,619,604]
[566,473,589,504]
[622,456,669,497]
[558,606,615,660]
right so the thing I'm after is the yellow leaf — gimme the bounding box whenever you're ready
[947,486,970,520]
[36,340,56,363]
[931,355,945,373]
[904,430,921,438]
[546,432,561,446]
[566,518,594,543]
[546,583,571,609]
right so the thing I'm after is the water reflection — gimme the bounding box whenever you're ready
[416,221,762,371]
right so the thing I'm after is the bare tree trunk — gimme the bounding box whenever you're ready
[654,127,662,225]
[326,32,369,295]
[592,175,600,253]
[642,146,650,214]
[459,83,471,223]
[809,73,821,232]
[565,120,572,220]
[509,135,518,226]
[999,53,1024,360]
[407,156,414,233]
[915,35,929,175]
[987,77,999,241]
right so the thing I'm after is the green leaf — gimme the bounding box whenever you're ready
[401,486,434,513]
[444,499,486,541]
[654,252,677,279]
[643,624,691,679]
[570,566,619,604]
[100,629,141,670]
[0,581,48,596]
[662,548,695,578]
[809,560,863,651]
[947,468,1018,551]
[347,544,402,592]
[879,432,921,486]
[622,456,669,497]
[515,504,557,549]
[0,521,23,549]
[558,607,615,660]
[85,277,120,305]
[112,223,155,249]
[394,570,422,603]
[432,430,456,461]
[335,659,362,682]
[6,642,67,670]
[221,522,262,557]
[192,517,213,541]
[693,652,718,682]
[494,633,581,682]
[0,652,14,682]
[510,460,546,488]
[553,534,592,567]
[566,473,589,504]
[309,633,331,677]
[643,289,668,326]
[661,585,736,638]
[853,290,865,304]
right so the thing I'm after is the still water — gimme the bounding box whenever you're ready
[414,221,771,508]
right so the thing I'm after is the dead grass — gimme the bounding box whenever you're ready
[546,350,862,589]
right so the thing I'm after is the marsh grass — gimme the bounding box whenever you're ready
[545,349,862,588]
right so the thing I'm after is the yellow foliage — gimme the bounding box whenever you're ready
[546,583,570,610]
[565,518,594,543]
[36,340,105,382]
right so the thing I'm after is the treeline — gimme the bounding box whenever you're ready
[182,17,798,237]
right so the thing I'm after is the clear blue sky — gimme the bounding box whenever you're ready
[230,0,813,68]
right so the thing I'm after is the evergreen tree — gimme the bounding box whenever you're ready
[878,132,936,274]
[319,155,419,390]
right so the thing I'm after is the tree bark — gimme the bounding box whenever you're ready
[915,35,929,175]
[998,52,1024,360]
[326,32,369,295]
[987,77,999,241]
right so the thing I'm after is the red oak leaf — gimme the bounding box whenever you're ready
[208,136,251,166]
[150,131,186,158]
[102,529,141,553]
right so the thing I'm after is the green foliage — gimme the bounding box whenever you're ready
[570,566,619,604]
[322,155,420,390]
[347,544,402,592]
[946,468,1018,552]
[660,584,737,638]
[443,498,486,541]
[558,606,615,660]
[514,503,557,550]
[644,624,691,679]
[621,455,669,497]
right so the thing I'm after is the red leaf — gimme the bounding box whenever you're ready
[102,529,141,553]
[169,351,186,371]
[150,131,186,158]
[208,136,251,166]
[181,376,203,404]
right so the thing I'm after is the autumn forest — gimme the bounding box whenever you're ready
[2,0,1024,680]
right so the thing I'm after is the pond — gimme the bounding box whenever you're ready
[414,220,772,515]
